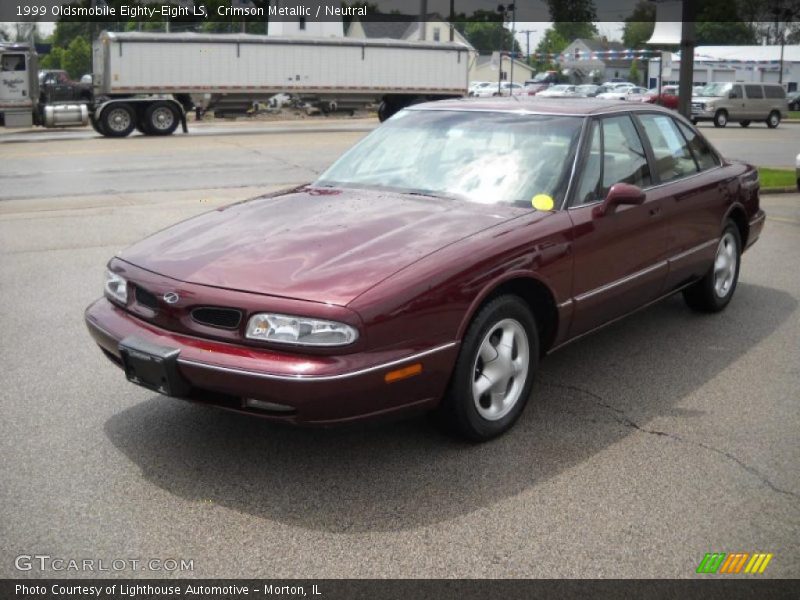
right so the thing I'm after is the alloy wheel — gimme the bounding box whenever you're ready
[471,318,530,421]
[714,232,738,298]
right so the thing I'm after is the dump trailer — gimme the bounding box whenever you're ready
[91,31,471,136]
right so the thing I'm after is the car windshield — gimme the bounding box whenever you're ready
[316,109,583,207]
[698,82,732,97]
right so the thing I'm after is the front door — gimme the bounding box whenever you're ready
[567,114,669,337]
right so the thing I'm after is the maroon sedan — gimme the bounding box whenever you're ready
[85,99,765,441]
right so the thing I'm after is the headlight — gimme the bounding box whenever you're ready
[104,269,128,305]
[245,313,358,347]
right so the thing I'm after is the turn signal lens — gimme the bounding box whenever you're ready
[384,363,423,383]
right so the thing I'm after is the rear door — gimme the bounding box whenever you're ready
[566,114,669,336]
[634,113,726,291]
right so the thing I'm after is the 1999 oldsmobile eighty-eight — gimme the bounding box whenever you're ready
[85,99,765,440]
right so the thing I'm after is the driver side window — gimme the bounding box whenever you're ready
[574,115,651,205]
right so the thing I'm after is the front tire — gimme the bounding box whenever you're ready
[713,110,728,128]
[436,295,538,442]
[683,222,741,313]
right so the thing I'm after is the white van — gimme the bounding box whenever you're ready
[691,82,788,128]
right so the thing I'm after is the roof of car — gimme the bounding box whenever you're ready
[408,96,676,117]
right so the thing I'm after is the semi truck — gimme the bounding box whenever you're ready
[1,32,471,137]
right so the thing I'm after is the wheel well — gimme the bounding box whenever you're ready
[727,207,748,248]
[483,278,558,355]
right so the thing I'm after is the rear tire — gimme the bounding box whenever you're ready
[435,295,538,442]
[713,110,728,128]
[100,103,135,137]
[683,222,741,313]
[766,110,780,129]
[144,102,179,136]
[739,120,750,128]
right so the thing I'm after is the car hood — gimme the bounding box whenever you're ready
[118,187,521,306]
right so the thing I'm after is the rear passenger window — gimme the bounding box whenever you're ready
[574,116,650,205]
[638,114,698,183]
[764,86,785,99]
[676,121,719,171]
[745,85,763,99]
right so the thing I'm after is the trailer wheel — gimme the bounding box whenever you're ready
[144,102,179,136]
[101,103,136,137]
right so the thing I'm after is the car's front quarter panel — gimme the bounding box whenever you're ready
[349,209,575,355]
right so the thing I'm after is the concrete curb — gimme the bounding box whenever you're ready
[761,187,799,195]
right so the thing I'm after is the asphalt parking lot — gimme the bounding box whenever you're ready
[0,121,798,579]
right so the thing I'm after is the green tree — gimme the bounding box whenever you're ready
[39,47,65,70]
[62,36,91,79]
[628,60,641,85]
[532,28,568,71]
[545,0,598,42]
[622,0,656,48]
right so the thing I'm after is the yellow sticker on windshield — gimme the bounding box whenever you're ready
[532,194,555,211]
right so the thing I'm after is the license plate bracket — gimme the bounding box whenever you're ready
[119,336,191,397]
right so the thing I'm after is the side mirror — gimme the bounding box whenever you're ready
[592,183,646,218]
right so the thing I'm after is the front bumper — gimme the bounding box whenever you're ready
[85,298,458,425]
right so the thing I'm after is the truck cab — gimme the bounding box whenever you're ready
[0,43,37,127]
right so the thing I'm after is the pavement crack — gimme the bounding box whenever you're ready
[540,380,800,501]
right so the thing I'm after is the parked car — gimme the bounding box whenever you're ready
[643,85,680,109]
[787,91,800,111]
[796,152,800,191]
[597,86,648,101]
[85,98,765,441]
[522,82,551,96]
[691,82,787,128]
[469,81,491,94]
[468,82,495,97]
[472,82,524,98]
[574,84,600,97]
[537,84,578,98]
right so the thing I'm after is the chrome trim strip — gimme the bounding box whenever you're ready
[668,238,719,263]
[177,342,459,382]
[575,260,667,303]
[556,298,573,310]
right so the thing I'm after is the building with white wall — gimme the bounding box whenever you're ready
[648,45,800,92]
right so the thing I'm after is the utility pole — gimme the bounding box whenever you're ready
[519,29,536,63]
[677,0,695,118]
[420,0,427,41]
[449,0,455,42]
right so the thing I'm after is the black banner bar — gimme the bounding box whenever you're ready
[3,579,800,600]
